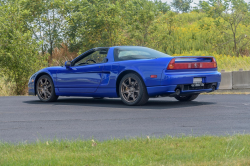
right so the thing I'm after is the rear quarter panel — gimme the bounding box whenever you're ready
[116,58,173,87]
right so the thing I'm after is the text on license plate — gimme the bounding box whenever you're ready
[193,78,202,83]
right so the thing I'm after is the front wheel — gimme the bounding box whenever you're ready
[119,73,149,106]
[36,75,58,102]
[175,94,199,102]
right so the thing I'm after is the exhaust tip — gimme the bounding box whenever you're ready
[211,85,216,92]
[169,88,181,97]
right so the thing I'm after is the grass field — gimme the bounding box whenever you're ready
[0,74,15,96]
[1,135,250,165]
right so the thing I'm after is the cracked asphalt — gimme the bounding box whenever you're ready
[0,95,250,142]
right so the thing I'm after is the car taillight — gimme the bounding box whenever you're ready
[167,57,217,70]
[167,59,175,69]
[213,58,217,68]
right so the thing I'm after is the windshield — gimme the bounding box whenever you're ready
[114,46,171,61]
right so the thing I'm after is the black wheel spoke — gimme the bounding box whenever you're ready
[44,78,48,85]
[131,93,135,100]
[46,90,51,96]
[123,90,129,94]
[122,83,128,88]
[44,91,47,99]
[127,93,131,100]
[128,78,131,85]
[39,80,43,86]
[38,90,43,96]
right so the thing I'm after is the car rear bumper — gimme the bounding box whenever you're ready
[147,71,221,97]
[147,84,219,97]
[162,71,221,85]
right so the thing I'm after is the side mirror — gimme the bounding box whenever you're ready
[65,61,71,68]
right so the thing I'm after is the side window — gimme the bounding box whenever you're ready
[119,51,150,58]
[75,50,108,66]
[114,47,171,61]
[116,50,151,61]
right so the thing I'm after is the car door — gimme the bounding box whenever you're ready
[56,49,108,93]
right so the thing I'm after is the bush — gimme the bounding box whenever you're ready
[0,1,47,95]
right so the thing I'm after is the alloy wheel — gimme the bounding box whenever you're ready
[37,78,52,100]
[121,77,140,103]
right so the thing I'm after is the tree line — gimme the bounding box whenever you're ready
[0,0,250,95]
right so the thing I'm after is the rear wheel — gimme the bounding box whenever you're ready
[36,75,58,102]
[119,73,148,106]
[175,94,199,102]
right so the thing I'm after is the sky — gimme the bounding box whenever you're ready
[162,0,250,6]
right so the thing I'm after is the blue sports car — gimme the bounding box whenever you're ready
[28,46,221,106]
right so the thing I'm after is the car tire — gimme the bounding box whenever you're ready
[36,75,58,102]
[119,73,149,106]
[175,94,199,102]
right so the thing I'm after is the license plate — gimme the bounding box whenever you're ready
[193,78,202,84]
[191,83,204,87]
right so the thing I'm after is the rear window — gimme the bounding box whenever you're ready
[114,47,171,61]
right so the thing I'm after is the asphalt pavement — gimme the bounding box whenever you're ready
[0,95,250,142]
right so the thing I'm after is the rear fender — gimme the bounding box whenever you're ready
[116,68,146,97]
[117,58,173,87]
[117,68,147,84]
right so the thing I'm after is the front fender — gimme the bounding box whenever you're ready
[30,68,57,95]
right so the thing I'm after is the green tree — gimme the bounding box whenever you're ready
[0,0,47,95]
[20,0,64,64]
[196,0,227,17]
[154,0,170,14]
[59,0,88,52]
[124,0,159,46]
[63,0,124,52]
[221,0,250,56]
[171,0,193,13]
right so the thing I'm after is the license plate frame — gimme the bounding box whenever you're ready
[193,78,202,84]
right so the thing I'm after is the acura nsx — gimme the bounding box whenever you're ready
[28,46,221,106]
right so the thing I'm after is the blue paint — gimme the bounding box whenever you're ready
[28,46,221,98]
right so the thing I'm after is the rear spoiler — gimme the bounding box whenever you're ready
[167,57,217,70]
